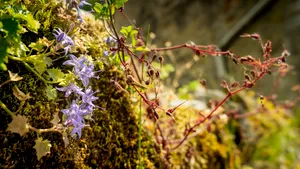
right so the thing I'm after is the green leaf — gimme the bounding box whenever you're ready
[12,11,40,33]
[29,37,53,52]
[93,3,112,19]
[50,113,60,126]
[114,0,128,8]
[29,42,44,52]
[33,137,52,160]
[94,3,103,13]
[7,115,29,136]
[120,25,133,37]
[120,26,138,46]
[7,41,29,58]
[58,71,75,86]
[26,54,52,74]
[45,85,57,100]
[46,68,65,83]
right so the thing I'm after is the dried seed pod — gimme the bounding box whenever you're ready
[227,50,235,59]
[220,80,228,89]
[148,69,154,76]
[250,70,257,78]
[158,55,164,63]
[263,40,272,56]
[230,82,240,88]
[199,79,207,87]
[155,71,160,78]
[194,50,201,56]
[145,79,151,85]
[151,54,157,62]
[244,74,251,81]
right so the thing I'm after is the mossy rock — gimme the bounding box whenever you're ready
[0,0,159,168]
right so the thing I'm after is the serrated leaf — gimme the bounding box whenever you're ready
[46,68,65,83]
[50,113,60,126]
[94,3,103,13]
[8,70,23,81]
[7,41,29,58]
[93,3,112,19]
[120,25,133,37]
[29,42,44,52]
[34,61,47,74]
[13,11,40,33]
[45,85,57,100]
[29,37,53,52]
[26,54,52,74]
[12,86,31,101]
[7,115,29,136]
[58,72,75,86]
[33,137,52,160]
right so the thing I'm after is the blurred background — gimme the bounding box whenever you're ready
[115,0,300,100]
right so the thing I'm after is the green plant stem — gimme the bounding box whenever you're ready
[0,100,14,117]
[107,0,125,63]
[8,55,56,84]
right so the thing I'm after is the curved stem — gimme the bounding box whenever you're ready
[8,55,56,84]
[0,100,14,117]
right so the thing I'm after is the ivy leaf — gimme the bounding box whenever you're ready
[12,11,40,33]
[8,70,23,81]
[26,54,52,74]
[12,86,31,101]
[120,26,138,46]
[94,3,103,13]
[94,3,113,19]
[7,115,29,136]
[45,85,57,100]
[29,37,53,52]
[120,25,133,37]
[58,71,75,86]
[33,137,52,160]
[50,113,60,126]
[7,41,29,58]
[46,68,65,83]
[29,42,45,52]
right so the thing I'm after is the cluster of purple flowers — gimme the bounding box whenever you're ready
[57,54,99,138]
[53,28,75,55]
